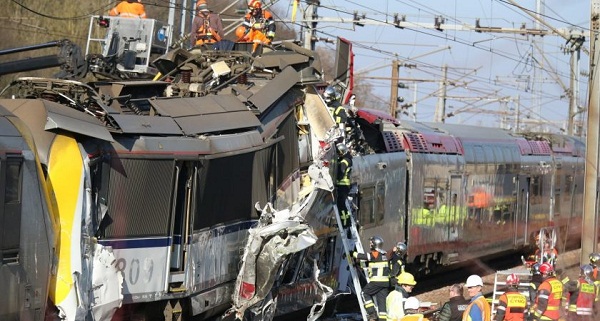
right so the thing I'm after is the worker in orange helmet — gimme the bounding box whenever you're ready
[242,0,276,44]
[191,0,224,46]
[109,0,147,19]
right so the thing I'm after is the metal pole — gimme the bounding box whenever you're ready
[581,0,600,263]
[434,64,447,122]
[390,60,399,118]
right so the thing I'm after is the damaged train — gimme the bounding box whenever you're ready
[0,13,588,321]
[0,16,360,320]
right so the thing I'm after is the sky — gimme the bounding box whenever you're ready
[292,0,591,133]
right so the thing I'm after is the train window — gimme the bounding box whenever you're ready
[1,155,23,264]
[5,158,22,203]
[358,182,385,227]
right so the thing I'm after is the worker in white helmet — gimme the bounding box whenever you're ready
[463,274,491,321]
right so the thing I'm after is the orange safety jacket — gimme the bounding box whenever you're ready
[566,277,595,316]
[495,290,527,321]
[109,1,147,18]
[462,295,491,321]
[534,277,562,321]
[193,13,223,45]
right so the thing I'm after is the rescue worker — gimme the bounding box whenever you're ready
[528,263,544,307]
[389,242,407,287]
[109,0,147,18]
[400,297,429,321]
[563,264,595,321]
[386,272,417,320]
[534,240,558,269]
[494,274,527,321]
[353,236,390,321]
[243,0,276,42]
[531,262,563,321]
[437,283,469,321]
[463,274,491,321]
[336,143,353,230]
[324,86,347,131]
[191,0,224,46]
[588,252,600,281]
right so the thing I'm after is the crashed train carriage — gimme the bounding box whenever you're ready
[0,40,353,321]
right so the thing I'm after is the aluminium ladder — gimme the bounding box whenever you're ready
[333,191,369,320]
[490,267,532,319]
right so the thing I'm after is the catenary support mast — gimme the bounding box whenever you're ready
[582,0,600,263]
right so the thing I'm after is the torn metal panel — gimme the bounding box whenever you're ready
[175,111,261,135]
[231,203,318,319]
[109,114,183,135]
[248,67,300,113]
[90,246,124,321]
[149,95,249,117]
[253,52,310,70]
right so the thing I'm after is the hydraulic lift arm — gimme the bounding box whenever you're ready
[0,39,87,79]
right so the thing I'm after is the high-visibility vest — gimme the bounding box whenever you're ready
[462,295,491,321]
[534,277,563,320]
[386,290,406,320]
[336,156,351,186]
[496,291,527,321]
[566,278,595,315]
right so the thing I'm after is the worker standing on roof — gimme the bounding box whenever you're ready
[494,274,527,321]
[463,274,491,321]
[531,263,563,321]
[353,236,390,321]
[386,272,417,320]
[564,264,595,321]
[109,0,147,18]
[191,1,224,46]
[243,0,276,43]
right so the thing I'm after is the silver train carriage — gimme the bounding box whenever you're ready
[0,103,55,321]
[349,112,585,276]
[0,40,352,321]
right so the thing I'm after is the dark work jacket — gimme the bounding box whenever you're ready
[438,296,470,321]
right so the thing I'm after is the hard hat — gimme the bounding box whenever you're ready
[369,236,384,250]
[589,252,600,267]
[581,264,594,280]
[404,297,420,310]
[336,143,348,155]
[506,273,519,286]
[397,272,417,286]
[248,0,262,8]
[465,275,483,287]
[196,0,209,11]
[396,242,407,255]
[531,263,541,275]
[539,262,554,275]
[323,85,340,104]
[235,26,247,40]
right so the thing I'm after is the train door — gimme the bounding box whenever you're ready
[514,176,530,246]
[447,175,463,241]
[168,161,194,289]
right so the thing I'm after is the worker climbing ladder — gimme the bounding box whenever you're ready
[332,186,369,320]
[490,267,532,318]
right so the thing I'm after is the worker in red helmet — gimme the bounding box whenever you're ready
[109,0,147,18]
[494,274,526,321]
[242,0,276,44]
[531,263,563,321]
[191,0,224,46]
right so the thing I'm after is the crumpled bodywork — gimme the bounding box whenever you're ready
[231,203,318,319]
